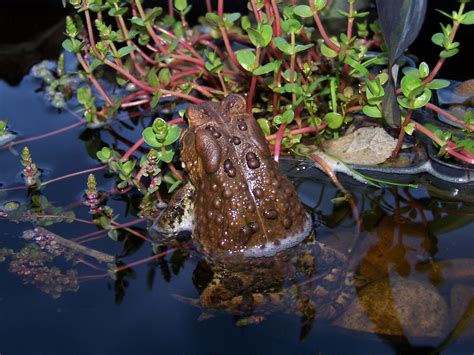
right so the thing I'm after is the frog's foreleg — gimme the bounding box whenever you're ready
[152,181,195,236]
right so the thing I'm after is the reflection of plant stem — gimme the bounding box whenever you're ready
[309,152,361,235]
[41,165,108,187]
[1,120,85,150]
[114,246,178,273]
[73,218,146,243]
[110,220,151,242]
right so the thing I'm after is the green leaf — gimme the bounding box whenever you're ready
[147,70,160,88]
[253,61,279,75]
[97,147,112,162]
[62,38,82,53]
[313,0,327,11]
[281,19,303,34]
[159,68,171,85]
[321,43,337,58]
[259,24,273,47]
[440,48,459,58]
[77,87,92,105]
[323,112,344,129]
[418,62,430,79]
[117,45,135,58]
[145,7,163,24]
[143,127,161,147]
[236,49,256,72]
[150,91,162,108]
[131,17,145,27]
[461,11,474,25]
[431,32,444,47]
[247,27,264,48]
[257,118,271,136]
[294,43,314,53]
[400,75,424,98]
[363,105,383,118]
[205,12,223,26]
[398,88,432,109]
[293,5,313,18]
[426,79,450,90]
[108,7,128,17]
[162,125,181,146]
[174,0,187,12]
[344,57,369,77]
[157,148,175,163]
[273,37,292,55]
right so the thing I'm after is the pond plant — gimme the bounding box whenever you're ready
[1,0,474,282]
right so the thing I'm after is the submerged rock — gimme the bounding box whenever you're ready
[323,126,397,165]
[333,277,449,341]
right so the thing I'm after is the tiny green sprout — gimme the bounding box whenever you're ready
[143,118,181,148]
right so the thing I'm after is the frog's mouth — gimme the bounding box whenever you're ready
[242,211,313,258]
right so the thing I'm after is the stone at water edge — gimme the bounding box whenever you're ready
[332,276,449,343]
[322,126,397,166]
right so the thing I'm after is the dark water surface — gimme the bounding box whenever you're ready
[1,6,474,355]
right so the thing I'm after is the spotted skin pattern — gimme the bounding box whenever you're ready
[157,94,310,259]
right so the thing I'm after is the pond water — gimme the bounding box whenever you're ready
[1,7,474,355]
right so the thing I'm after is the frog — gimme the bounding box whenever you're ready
[152,94,352,320]
[153,94,313,261]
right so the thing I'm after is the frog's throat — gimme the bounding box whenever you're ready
[241,211,313,258]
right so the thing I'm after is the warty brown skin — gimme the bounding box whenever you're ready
[180,94,309,258]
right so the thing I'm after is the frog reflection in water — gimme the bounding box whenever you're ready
[153,94,352,319]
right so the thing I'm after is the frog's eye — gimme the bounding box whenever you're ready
[221,94,246,114]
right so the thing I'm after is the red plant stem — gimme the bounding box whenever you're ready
[424,6,463,83]
[251,0,262,21]
[110,220,151,242]
[218,0,224,16]
[309,0,340,52]
[206,0,212,12]
[168,0,174,17]
[121,90,149,103]
[247,47,261,112]
[155,26,205,64]
[114,247,178,273]
[265,123,327,141]
[273,123,287,163]
[120,99,150,108]
[114,15,147,77]
[121,137,145,161]
[75,257,107,272]
[168,163,184,181]
[2,120,85,150]
[425,102,474,132]
[271,0,282,37]
[171,69,202,82]
[413,121,474,165]
[73,218,146,242]
[391,110,412,159]
[133,0,168,54]
[41,165,108,187]
[346,105,362,113]
[76,53,115,107]
[219,25,241,70]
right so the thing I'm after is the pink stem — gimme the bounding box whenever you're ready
[2,120,85,150]
[273,123,287,163]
